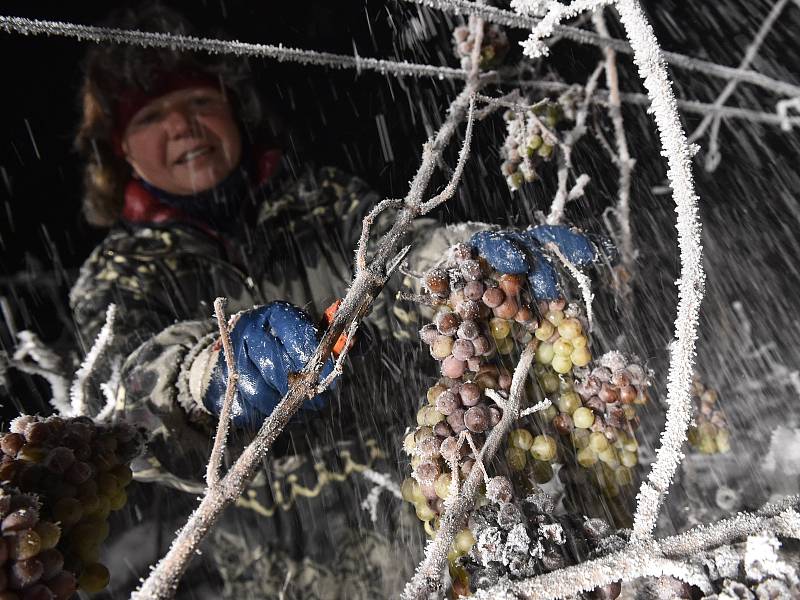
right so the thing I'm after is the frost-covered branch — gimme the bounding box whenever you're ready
[546,63,604,225]
[0,16,467,82]
[9,331,70,414]
[546,243,594,331]
[404,0,800,97]
[688,0,789,154]
[512,79,800,126]
[592,9,636,278]
[520,0,611,59]
[206,298,238,488]
[69,303,117,418]
[402,342,538,600]
[612,0,705,542]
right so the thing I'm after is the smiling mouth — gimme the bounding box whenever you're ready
[175,146,213,164]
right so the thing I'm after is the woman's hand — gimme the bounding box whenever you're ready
[469,224,607,300]
[203,302,334,428]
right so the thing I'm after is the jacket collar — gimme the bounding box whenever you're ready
[120,148,283,232]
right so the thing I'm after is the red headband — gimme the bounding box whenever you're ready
[112,72,222,156]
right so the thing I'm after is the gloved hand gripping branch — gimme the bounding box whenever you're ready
[470,224,606,300]
[203,302,335,428]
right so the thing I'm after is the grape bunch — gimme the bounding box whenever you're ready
[451,483,623,599]
[502,348,648,501]
[687,376,731,454]
[452,23,509,71]
[0,485,77,600]
[0,415,144,595]
[501,102,563,191]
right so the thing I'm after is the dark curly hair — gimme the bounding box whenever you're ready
[75,4,271,227]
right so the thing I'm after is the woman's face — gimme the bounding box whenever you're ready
[122,86,242,195]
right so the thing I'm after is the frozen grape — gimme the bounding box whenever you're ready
[424,268,450,295]
[530,435,557,461]
[419,324,439,344]
[509,429,533,451]
[493,298,518,319]
[10,557,44,588]
[8,529,42,560]
[464,280,485,301]
[2,509,38,533]
[457,320,479,340]
[435,312,460,336]
[573,407,595,429]
[430,335,454,359]
[498,274,523,296]
[482,287,505,308]
[464,406,489,433]
[551,355,572,374]
[441,356,467,379]
[451,339,475,361]
[78,563,109,594]
[1,435,25,458]
[460,383,480,406]
[535,343,554,365]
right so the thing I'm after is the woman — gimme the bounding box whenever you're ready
[70,5,430,598]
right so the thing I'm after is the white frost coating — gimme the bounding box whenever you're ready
[95,358,122,422]
[69,303,117,418]
[517,0,611,59]
[613,0,705,542]
[0,16,467,82]
[360,468,403,524]
[11,331,70,414]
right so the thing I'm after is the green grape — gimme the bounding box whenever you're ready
[716,429,731,453]
[509,428,533,451]
[572,407,594,429]
[96,472,120,497]
[577,446,598,468]
[570,347,592,367]
[530,435,557,461]
[557,391,582,414]
[8,528,41,560]
[620,450,638,468]
[588,432,609,453]
[401,478,418,503]
[454,528,476,553]
[78,562,110,593]
[540,372,560,394]
[34,520,61,550]
[553,339,573,357]
[615,466,633,486]
[531,460,554,484]
[415,502,436,522]
[434,473,452,500]
[489,318,510,339]
[535,343,555,365]
[551,355,572,374]
[53,498,83,527]
[505,447,527,471]
[572,428,590,449]
[534,321,554,341]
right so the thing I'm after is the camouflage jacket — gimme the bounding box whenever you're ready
[68,162,460,599]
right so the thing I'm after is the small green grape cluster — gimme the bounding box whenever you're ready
[687,376,731,454]
[403,244,542,535]
[504,349,649,499]
[0,485,77,600]
[0,415,144,595]
[501,102,563,191]
[452,23,509,71]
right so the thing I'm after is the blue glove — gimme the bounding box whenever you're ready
[203,301,335,428]
[470,224,601,300]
